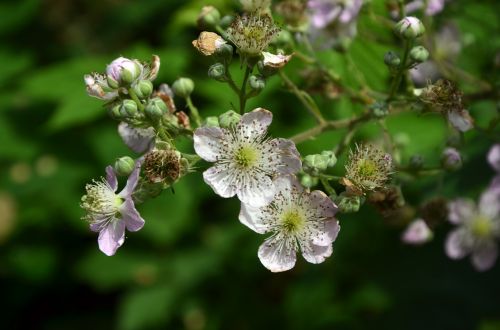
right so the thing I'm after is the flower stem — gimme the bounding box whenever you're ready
[387,40,412,101]
[239,64,252,114]
[128,88,145,112]
[186,96,202,128]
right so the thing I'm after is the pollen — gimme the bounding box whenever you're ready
[81,179,122,220]
[234,145,259,168]
[281,209,305,233]
[227,13,280,55]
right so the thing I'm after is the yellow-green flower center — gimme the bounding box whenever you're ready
[357,159,377,177]
[281,209,305,233]
[234,145,259,168]
[471,216,492,238]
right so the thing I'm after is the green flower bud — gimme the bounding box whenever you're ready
[215,43,234,62]
[106,57,142,87]
[395,17,425,39]
[208,63,227,82]
[114,156,135,176]
[336,193,361,213]
[370,101,389,118]
[109,104,122,120]
[301,174,318,188]
[145,97,167,121]
[320,151,337,167]
[219,110,241,128]
[304,154,329,173]
[203,116,220,127]
[249,75,266,91]
[197,6,221,29]
[409,154,424,169]
[119,99,138,117]
[172,77,194,98]
[409,46,429,63]
[133,80,153,99]
[384,51,401,67]
[220,15,234,29]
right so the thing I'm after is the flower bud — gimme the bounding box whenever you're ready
[145,97,167,121]
[133,80,153,99]
[106,57,142,87]
[172,77,194,98]
[220,15,234,29]
[370,101,389,118]
[120,99,138,117]
[395,17,425,39]
[114,156,135,176]
[303,154,328,175]
[249,75,266,91]
[321,151,337,167]
[192,32,227,56]
[208,63,226,82]
[219,110,241,128]
[203,116,220,127]
[409,154,424,169]
[409,46,429,63]
[441,147,462,171]
[197,6,221,29]
[215,43,234,62]
[384,51,401,67]
[336,193,361,213]
[109,104,122,120]
[301,174,318,188]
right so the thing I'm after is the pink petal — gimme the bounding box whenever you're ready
[98,220,126,256]
[258,237,297,272]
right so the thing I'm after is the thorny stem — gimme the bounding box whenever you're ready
[186,96,202,128]
[279,70,326,124]
[387,40,412,101]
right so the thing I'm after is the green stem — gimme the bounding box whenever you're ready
[128,88,144,111]
[320,177,336,197]
[186,96,202,128]
[239,64,252,114]
[387,40,412,102]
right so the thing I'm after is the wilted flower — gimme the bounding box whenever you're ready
[84,73,119,101]
[343,144,393,194]
[193,108,301,207]
[192,32,227,56]
[445,189,500,271]
[118,122,156,154]
[262,52,293,68]
[143,148,183,184]
[239,175,340,272]
[402,219,433,245]
[227,13,280,56]
[81,161,145,256]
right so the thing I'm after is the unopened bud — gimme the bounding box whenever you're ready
[384,51,401,67]
[172,77,194,98]
[336,193,361,213]
[321,151,337,167]
[215,43,234,62]
[395,17,425,39]
[197,6,221,29]
[145,97,167,121]
[109,104,122,120]
[219,110,241,128]
[133,80,153,99]
[249,75,266,91]
[204,116,220,127]
[220,15,234,29]
[120,99,138,117]
[441,147,462,171]
[114,156,135,176]
[370,101,389,118]
[409,46,429,63]
[301,174,318,188]
[106,57,142,87]
[208,63,226,81]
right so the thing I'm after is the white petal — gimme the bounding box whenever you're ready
[448,199,476,224]
[445,228,471,260]
[258,236,297,272]
[311,220,340,247]
[202,164,237,198]
[471,241,498,272]
[488,144,500,172]
[239,202,271,234]
[237,108,273,140]
[272,138,302,175]
[98,220,126,256]
[262,52,292,68]
[447,110,473,132]
[236,172,275,207]
[309,190,337,219]
[273,175,303,199]
[193,126,225,162]
[401,219,433,245]
[479,189,500,219]
[118,122,155,154]
[301,242,333,264]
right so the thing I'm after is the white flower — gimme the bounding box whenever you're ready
[445,189,500,271]
[193,108,301,207]
[118,122,156,154]
[401,219,433,245]
[240,175,340,272]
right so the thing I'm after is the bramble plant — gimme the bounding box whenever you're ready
[81,0,499,273]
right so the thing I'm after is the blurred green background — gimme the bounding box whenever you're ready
[1,0,499,329]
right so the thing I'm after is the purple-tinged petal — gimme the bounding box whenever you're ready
[479,189,500,220]
[239,202,271,234]
[425,0,445,16]
[301,241,333,264]
[237,108,273,140]
[106,166,118,192]
[272,138,302,175]
[311,220,340,247]
[193,126,225,162]
[118,122,155,154]
[448,198,475,224]
[401,219,433,245]
[119,160,142,198]
[236,172,275,207]
[202,164,237,199]
[121,198,145,232]
[258,236,297,272]
[488,144,500,173]
[471,240,498,272]
[445,228,471,260]
[98,220,126,256]
[309,190,338,219]
[447,110,473,132]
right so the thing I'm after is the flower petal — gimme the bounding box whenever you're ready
[311,220,340,247]
[119,159,142,198]
[447,110,473,132]
[479,189,500,220]
[471,241,498,272]
[202,164,237,198]
[193,126,225,162]
[445,228,471,260]
[121,198,145,232]
[401,219,433,245]
[239,202,270,234]
[488,144,500,173]
[272,138,302,175]
[236,172,275,207]
[301,242,333,264]
[98,220,126,256]
[237,108,273,140]
[258,236,297,272]
[309,190,337,219]
[448,198,476,224]
[106,166,118,192]
[118,122,155,154]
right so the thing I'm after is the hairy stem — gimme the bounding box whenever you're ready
[186,96,202,127]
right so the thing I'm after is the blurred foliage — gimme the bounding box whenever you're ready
[0,0,499,329]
